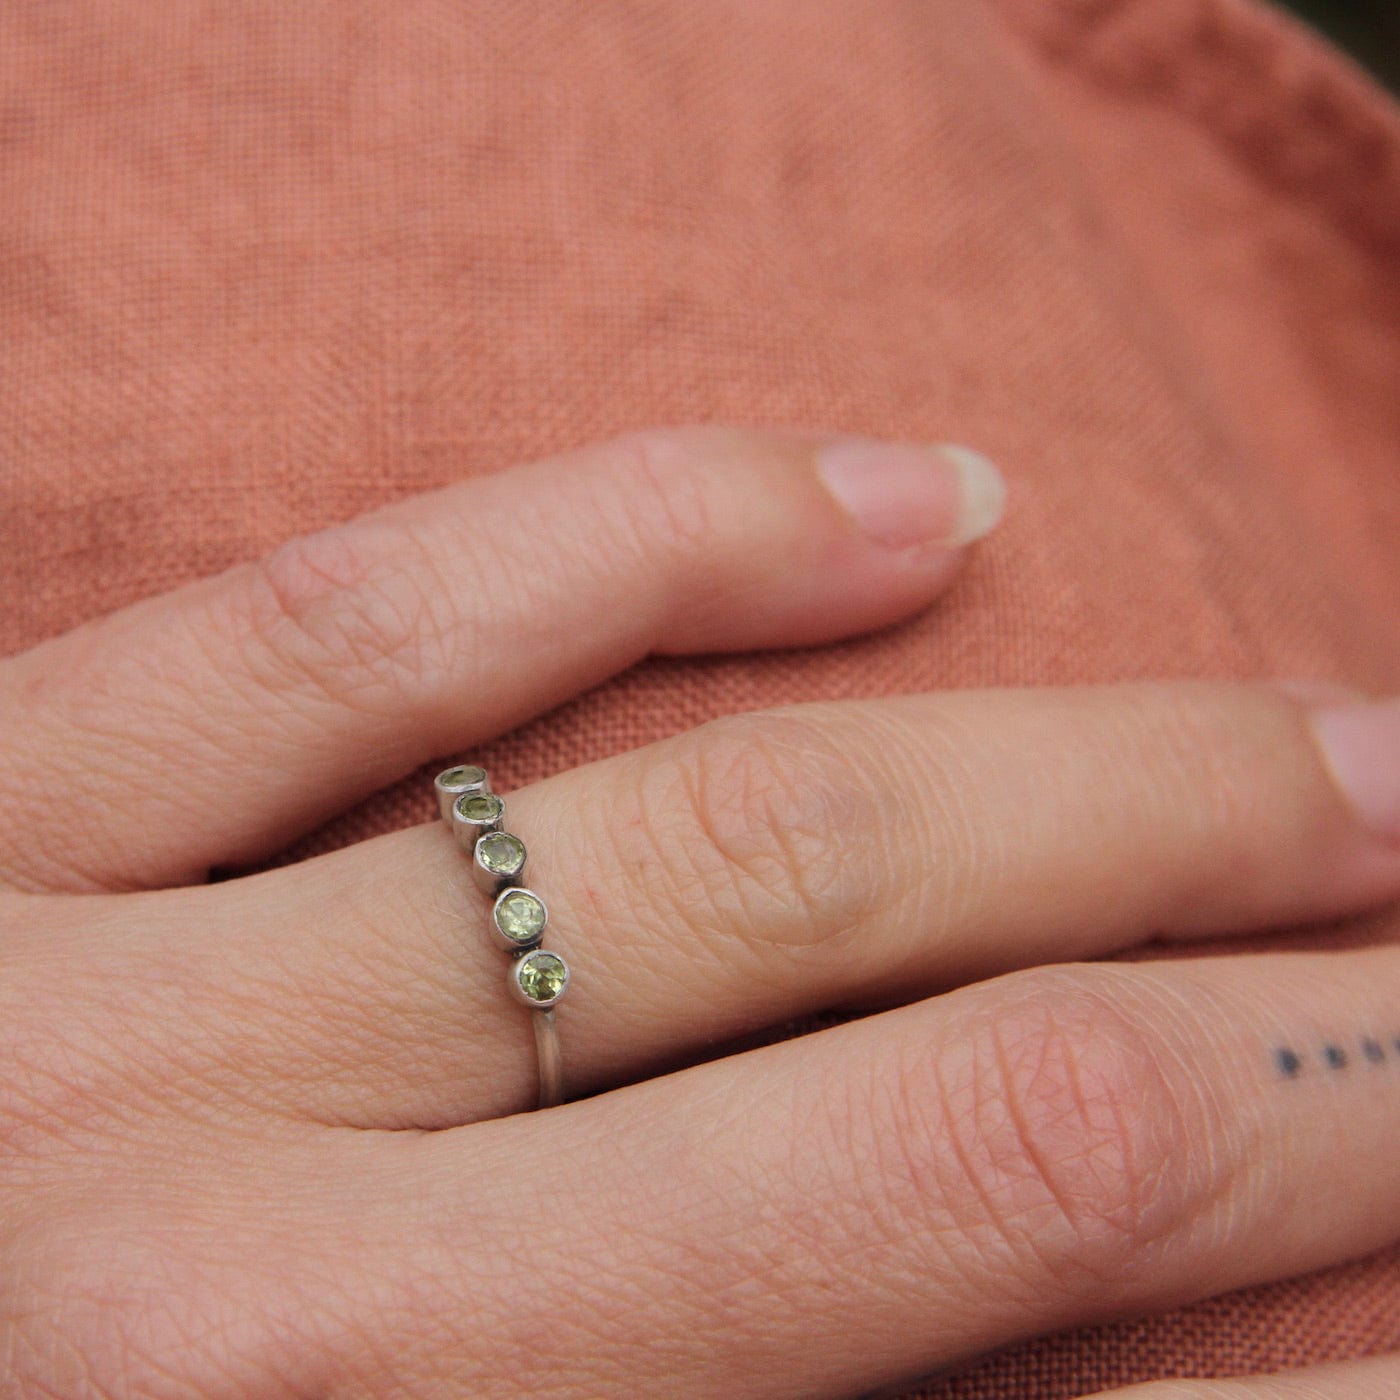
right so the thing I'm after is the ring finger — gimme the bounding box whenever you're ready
[13,677,1399,1132]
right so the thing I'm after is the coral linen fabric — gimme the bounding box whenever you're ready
[2,1,1397,1395]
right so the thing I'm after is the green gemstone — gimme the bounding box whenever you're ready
[495,889,546,944]
[456,791,503,823]
[441,764,486,788]
[477,831,525,876]
[518,951,567,1003]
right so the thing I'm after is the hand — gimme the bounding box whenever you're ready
[1,428,1397,1400]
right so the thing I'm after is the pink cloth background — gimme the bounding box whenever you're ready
[2,1,1397,1393]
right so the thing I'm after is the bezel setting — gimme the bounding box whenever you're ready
[510,948,570,1008]
[452,789,506,849]
[434,764,490,822]
[491,886,548,951]
[472,829,527,895]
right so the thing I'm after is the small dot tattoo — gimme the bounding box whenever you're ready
[1270,1034,1400,1080]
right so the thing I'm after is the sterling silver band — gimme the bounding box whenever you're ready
[434,764,568,1110]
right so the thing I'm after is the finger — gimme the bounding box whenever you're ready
[44,680,1400,1130]
[252,680,1400,1124]
[310,679,1400,1126]
[15,950,1399,1400]
[1083,1355,1400,1400]
[0,427,1004,893]
[369,947,1400,1398]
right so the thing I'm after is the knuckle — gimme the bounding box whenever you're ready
[1118,681,1260,836]
[879,967,1200,1295]
[1094,680,1313,917]
[233,518,460,713]
[609,708,888,958]
[600,428,719,563]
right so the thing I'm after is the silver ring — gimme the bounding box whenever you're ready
[434,764,568,1110]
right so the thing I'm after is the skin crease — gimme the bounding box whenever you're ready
[0,428,1396,1399]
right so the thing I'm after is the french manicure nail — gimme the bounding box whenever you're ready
[815,439,1006,550]
[1308,696,1400,843]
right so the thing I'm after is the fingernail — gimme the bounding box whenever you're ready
[815,440,1006,550]
[1308,697,1400,843]
[1265,677,1369,708]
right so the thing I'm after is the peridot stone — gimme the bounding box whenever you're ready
[477,831,525,876]
[495,889,546,944]
[518,951,567,1003]
[442,764,485,788]
[456,791,503,823]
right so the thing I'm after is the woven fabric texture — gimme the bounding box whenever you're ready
[1,2,1397,1395]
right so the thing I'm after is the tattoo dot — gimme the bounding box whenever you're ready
[1323,1044,1348,1070]
[1275,1048,1302,1078]
[1362,1038,1385,1065]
